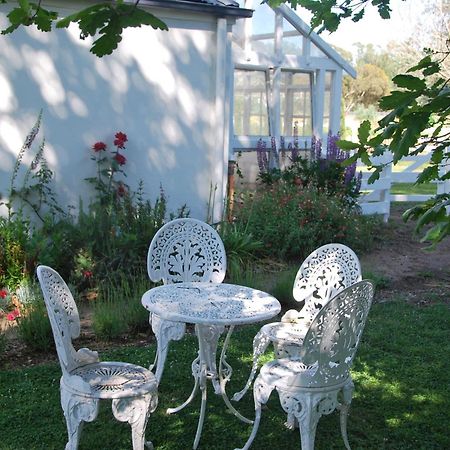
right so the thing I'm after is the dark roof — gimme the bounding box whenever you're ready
[138,0,252,18]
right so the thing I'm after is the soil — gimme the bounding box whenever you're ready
[1,203,449,370]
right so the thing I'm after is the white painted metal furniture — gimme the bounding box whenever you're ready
[233,243,361,401]
[36,265,158,450]
[236,280,374,450]
[147,218,227,383]
[141,282,281,450]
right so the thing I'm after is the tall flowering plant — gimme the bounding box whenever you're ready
[86,131,129,205]
[0,288,20,323]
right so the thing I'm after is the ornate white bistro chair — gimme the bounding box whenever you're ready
[235,280,374,450]
[233,243,362,401]
[147,218,227,383]
[36,265,158,450]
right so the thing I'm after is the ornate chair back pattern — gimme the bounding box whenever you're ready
[36,265,81,375]
[147,218,226,284]
[293,244,361,324]
[298,280,374,387]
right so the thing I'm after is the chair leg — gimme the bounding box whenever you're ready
[340,380,354,450]
[235,375,275,450]
[232,330,271,402]
[151,315,186,383]
[112,393,158,450]
[61,388,99,450]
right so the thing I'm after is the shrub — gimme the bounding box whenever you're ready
[17,299,53,352]
[234,183,380,261]
[92,274,151,340]
[0,333,6,356]
[269,267,298,309]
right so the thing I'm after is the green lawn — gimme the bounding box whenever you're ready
[391,182,437,196]
[0,301,449,450]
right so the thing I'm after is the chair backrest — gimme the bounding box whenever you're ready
[36,265,81,375]
[299,280,374,387]
[293,243,362,322]
[147,218,227,284]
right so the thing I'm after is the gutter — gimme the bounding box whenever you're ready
[138,0,253,18]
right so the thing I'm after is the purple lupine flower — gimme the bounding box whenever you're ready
[344,161,357,186]
[356,171,363,193]
[256,138,269,173]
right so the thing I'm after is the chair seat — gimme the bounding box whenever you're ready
[67,361,157,399]
[260,358,353,390]
[260,321,308,344]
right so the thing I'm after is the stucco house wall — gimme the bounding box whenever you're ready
[0,1,245,221]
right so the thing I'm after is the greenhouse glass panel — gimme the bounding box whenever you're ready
[234,69,269,136]
[280,71,312,136]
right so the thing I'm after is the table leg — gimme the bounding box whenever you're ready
[219,326,253,424]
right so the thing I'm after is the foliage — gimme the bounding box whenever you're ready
[92,274,150,340]
[234,183,380,260]
[16,295,53,351]
[268,266,298,309]
[268,0,398,32]
[0,332,6,356]
[257,133,363,208]
[0,0,168,57]
[343,63,391,110]
[339,51,450,244]
[1,300,449,448]
[1,110,64,222]
[218,222,264,280]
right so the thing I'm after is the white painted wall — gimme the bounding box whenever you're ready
[0,5,230,222]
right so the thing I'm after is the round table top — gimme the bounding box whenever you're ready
[142,282,281,326]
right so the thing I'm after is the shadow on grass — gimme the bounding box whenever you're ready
[0,301,448,449]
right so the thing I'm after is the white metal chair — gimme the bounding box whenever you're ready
[233,243,361,401]
[147,218,227,383]
[36,265,158,450]
[235,280,374,450]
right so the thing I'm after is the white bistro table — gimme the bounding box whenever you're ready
[142,282,281,449]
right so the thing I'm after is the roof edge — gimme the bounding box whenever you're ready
[276,4,356,78]
[138,0,253,19]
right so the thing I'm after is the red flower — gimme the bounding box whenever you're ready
[114,132,128,148]
[0,289,7,299]
[6,308,20,321]
[83,270,93,279]
[117,183,127,197]
[93,141,107,152]
[114,153,127,166]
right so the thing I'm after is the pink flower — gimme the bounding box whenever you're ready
[6,309,20,321]
[93,141,107,152]
[114,132,128,148]
[0,289,7,299]
[83,270,93,279]
[114,153,126,166]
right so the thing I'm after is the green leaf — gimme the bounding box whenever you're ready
[392,74,426,91]
[336,140,359,150]
[357,120,371,145]
[379,90,418,110]
[352,9,364,22]
[359,151,372,167]
[368,170,381,184]
[407,55,432,72]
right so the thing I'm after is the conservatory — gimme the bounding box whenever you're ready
[230,1,356,184]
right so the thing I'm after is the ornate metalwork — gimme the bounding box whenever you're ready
[146,218,227,382]
[234,244,362,401]
[235,280,374,450]
[37,265,158,450]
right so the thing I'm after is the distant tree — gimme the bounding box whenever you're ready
[343,63,391,111]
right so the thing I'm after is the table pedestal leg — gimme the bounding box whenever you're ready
[219,326,253,424]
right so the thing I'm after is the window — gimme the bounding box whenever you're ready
[323,71,332,134]
[233,70,269,136]
[280,71,312,136]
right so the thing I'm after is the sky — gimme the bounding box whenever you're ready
[296,0,425,55]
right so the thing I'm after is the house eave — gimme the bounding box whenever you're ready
[138,0,253,19]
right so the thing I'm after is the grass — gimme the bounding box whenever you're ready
[391,182,436,196]
[0,301,449,449]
